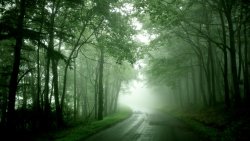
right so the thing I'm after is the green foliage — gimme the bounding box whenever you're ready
[144,36,194,88]
[33,106,132,141]
[164,106,250,141]
[95,10,138,65]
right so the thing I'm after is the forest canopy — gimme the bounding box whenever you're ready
[0,1,250,138]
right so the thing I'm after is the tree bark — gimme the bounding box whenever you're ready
[199,60,208,106]
[94,66,99,119]
[186,72,190,105]
[98,46,104,120]
[223,3,241,106]
[243,18,249,105]
[219,10,230,108]
[113,80,121,113]
[35,0,46,115]
[191,59,198,105]
[7,0,26,130]
[206,21,216,106]
[52,59,62,127]
[74,59,77,120]
[104,75,109,116]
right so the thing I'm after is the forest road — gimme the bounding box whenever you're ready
[84,110,204,141]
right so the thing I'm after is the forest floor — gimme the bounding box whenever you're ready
[37,107,132,141]
[6,106,132,141]
[165,105,250,141]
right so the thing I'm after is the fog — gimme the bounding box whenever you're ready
[119,76,169,112]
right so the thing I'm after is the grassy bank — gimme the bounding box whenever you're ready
[163,106,250,141]
[33,105,132,141]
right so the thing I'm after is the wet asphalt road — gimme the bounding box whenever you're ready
[84,110,204,141]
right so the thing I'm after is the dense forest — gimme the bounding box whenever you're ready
[0,0,250,140]
[0,0,139,132]
[142,0,250,109]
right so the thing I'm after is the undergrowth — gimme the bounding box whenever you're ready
[32,105,132,141]
[164,105,250,141]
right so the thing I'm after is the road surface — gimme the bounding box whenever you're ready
[84,110,204,141]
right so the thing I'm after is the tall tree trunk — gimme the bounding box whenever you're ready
[178,79,183,108]
[94,63,99,119]
[191,59,198,105]
[44,15,56,128]
[0,76,8,127]
[52,59,62,127]
[77,86,80,118]
[113,80,122,113]
[22,78,27,109]
[186,72,190,105]
[219,11,230,108]
[237,11,243,82]
[104,75,109,116]
[35,0,46,116]
[206,22,216,106]
[83,82,89,118]
[7,0,26,130]
[199,60,208,106]
[109,84,115,114]
[73,59,77,120]
[207,43,213,106]
[81,75,87,118]
[224,5,241,106]
[84,81,88,118]
[98,47,104,120]
[243,19,249,105]
[43,53,51,126]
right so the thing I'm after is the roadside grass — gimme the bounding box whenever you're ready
[34,105,132,141]
[161,105,250,141]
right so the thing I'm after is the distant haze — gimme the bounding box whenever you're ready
[119,78,167,112]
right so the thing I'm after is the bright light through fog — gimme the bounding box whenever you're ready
[112,3,157,45]
[133,30,157,45]
[112,3,135,15]
[131,18,142,30]
[119,80,148,111]
[131,18,157,45]
[119,62,158,112]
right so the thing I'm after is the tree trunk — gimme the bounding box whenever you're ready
[0,76,8,127]
[221,0,241,106]
[52,59,62,127]
[98,47,104,120]
[178,79,183,108]
[199,60,208,106]
[186,72,190,105]
[113,80,121,113]
[104,76,109,116]
[219,11,230,108]
[243,19,249,105]
[191,59,197,105]
[35,0,46,117]
[43,7,57,127]
[7,0,26,130]
[84,81,88,118]
[109,84,115,114]
[74,59,77,120]
[206,22,216,106]
[237,11,243,82]
[94,64,99,119]
[225,8,241,106]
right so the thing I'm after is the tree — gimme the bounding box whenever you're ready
[136,0,249,108]
[7,0,26,130]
